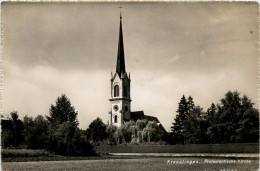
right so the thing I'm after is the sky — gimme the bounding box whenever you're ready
[1,2,259,131]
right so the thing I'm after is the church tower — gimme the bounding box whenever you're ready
[109,12,131,127]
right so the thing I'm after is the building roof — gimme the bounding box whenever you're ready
[1,119,12,129]
[116,14,126,77]
[143,115,160,123]
[130,111,160,123]
[130,111,144,121]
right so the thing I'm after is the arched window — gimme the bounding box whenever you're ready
[114,85,119,97]
[123,86,127,97]
[114,115,118,123]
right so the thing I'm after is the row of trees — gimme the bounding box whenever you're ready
[171,91,259,144]
[2,94,94,156]
[2,90,259,156]
[2,94,167,156]
[83,91,258,145]
[86,118,167,145]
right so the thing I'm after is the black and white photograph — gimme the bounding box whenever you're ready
[1,1,259,170]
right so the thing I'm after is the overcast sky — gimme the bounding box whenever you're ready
[2,2,258,131]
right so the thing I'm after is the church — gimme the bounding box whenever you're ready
[108,12,161,127]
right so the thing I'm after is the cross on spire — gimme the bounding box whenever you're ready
[119,6,122,19]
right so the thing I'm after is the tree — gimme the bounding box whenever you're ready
[142,121,160,142]
[206,91,259,143]
[10,111,23,148]
[241,95,254,113]
[1,113,15,148]
[105,119,167,145]
[106,125,117,145]
[34,115,49,149]
[184,106,208,144]
[171,95,188,144]
[22,115,49,149]
[71,128,95,156]
[47,94,93,156]
[86,117,108,143]
[22,115,34,149]
[136,119,148,131]
[47,94,78,126]
[114,121,135,144]
[187,96,195,113]
[135,119,148,143]
[237,108,259,143]
[206,103,217,125]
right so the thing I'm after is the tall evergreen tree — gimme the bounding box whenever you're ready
[171,95,188,144]
[206,103,217,125]
[185,106,209,144]
[183,96,195,143]
[187,96,195,113]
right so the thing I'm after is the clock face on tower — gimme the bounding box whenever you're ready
[113,105,119,111]
[124,105,128,112]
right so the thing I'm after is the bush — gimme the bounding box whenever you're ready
[1,149,53,158]
[105,119,167,145]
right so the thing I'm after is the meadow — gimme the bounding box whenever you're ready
[95,143,259,153]
[2,157,259,171]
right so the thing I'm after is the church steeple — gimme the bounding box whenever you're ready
[109,8,131,127]
[116,10,126,77]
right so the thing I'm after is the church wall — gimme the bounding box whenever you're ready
[111,100,123,127]
[122,101,131,120]
[112,74,122,98]
[122,76,130,99]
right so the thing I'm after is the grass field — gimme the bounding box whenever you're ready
[2,157,259,171]
[94,143,259,153]
[1,149,53,158]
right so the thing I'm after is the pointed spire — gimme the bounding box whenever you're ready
[116,8,126,76]
[120,7,122,19]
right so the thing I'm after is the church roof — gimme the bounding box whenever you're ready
[130,111,160,123]
[130,111,144,121]
[143,115,160,123]
[116,13,126,77]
